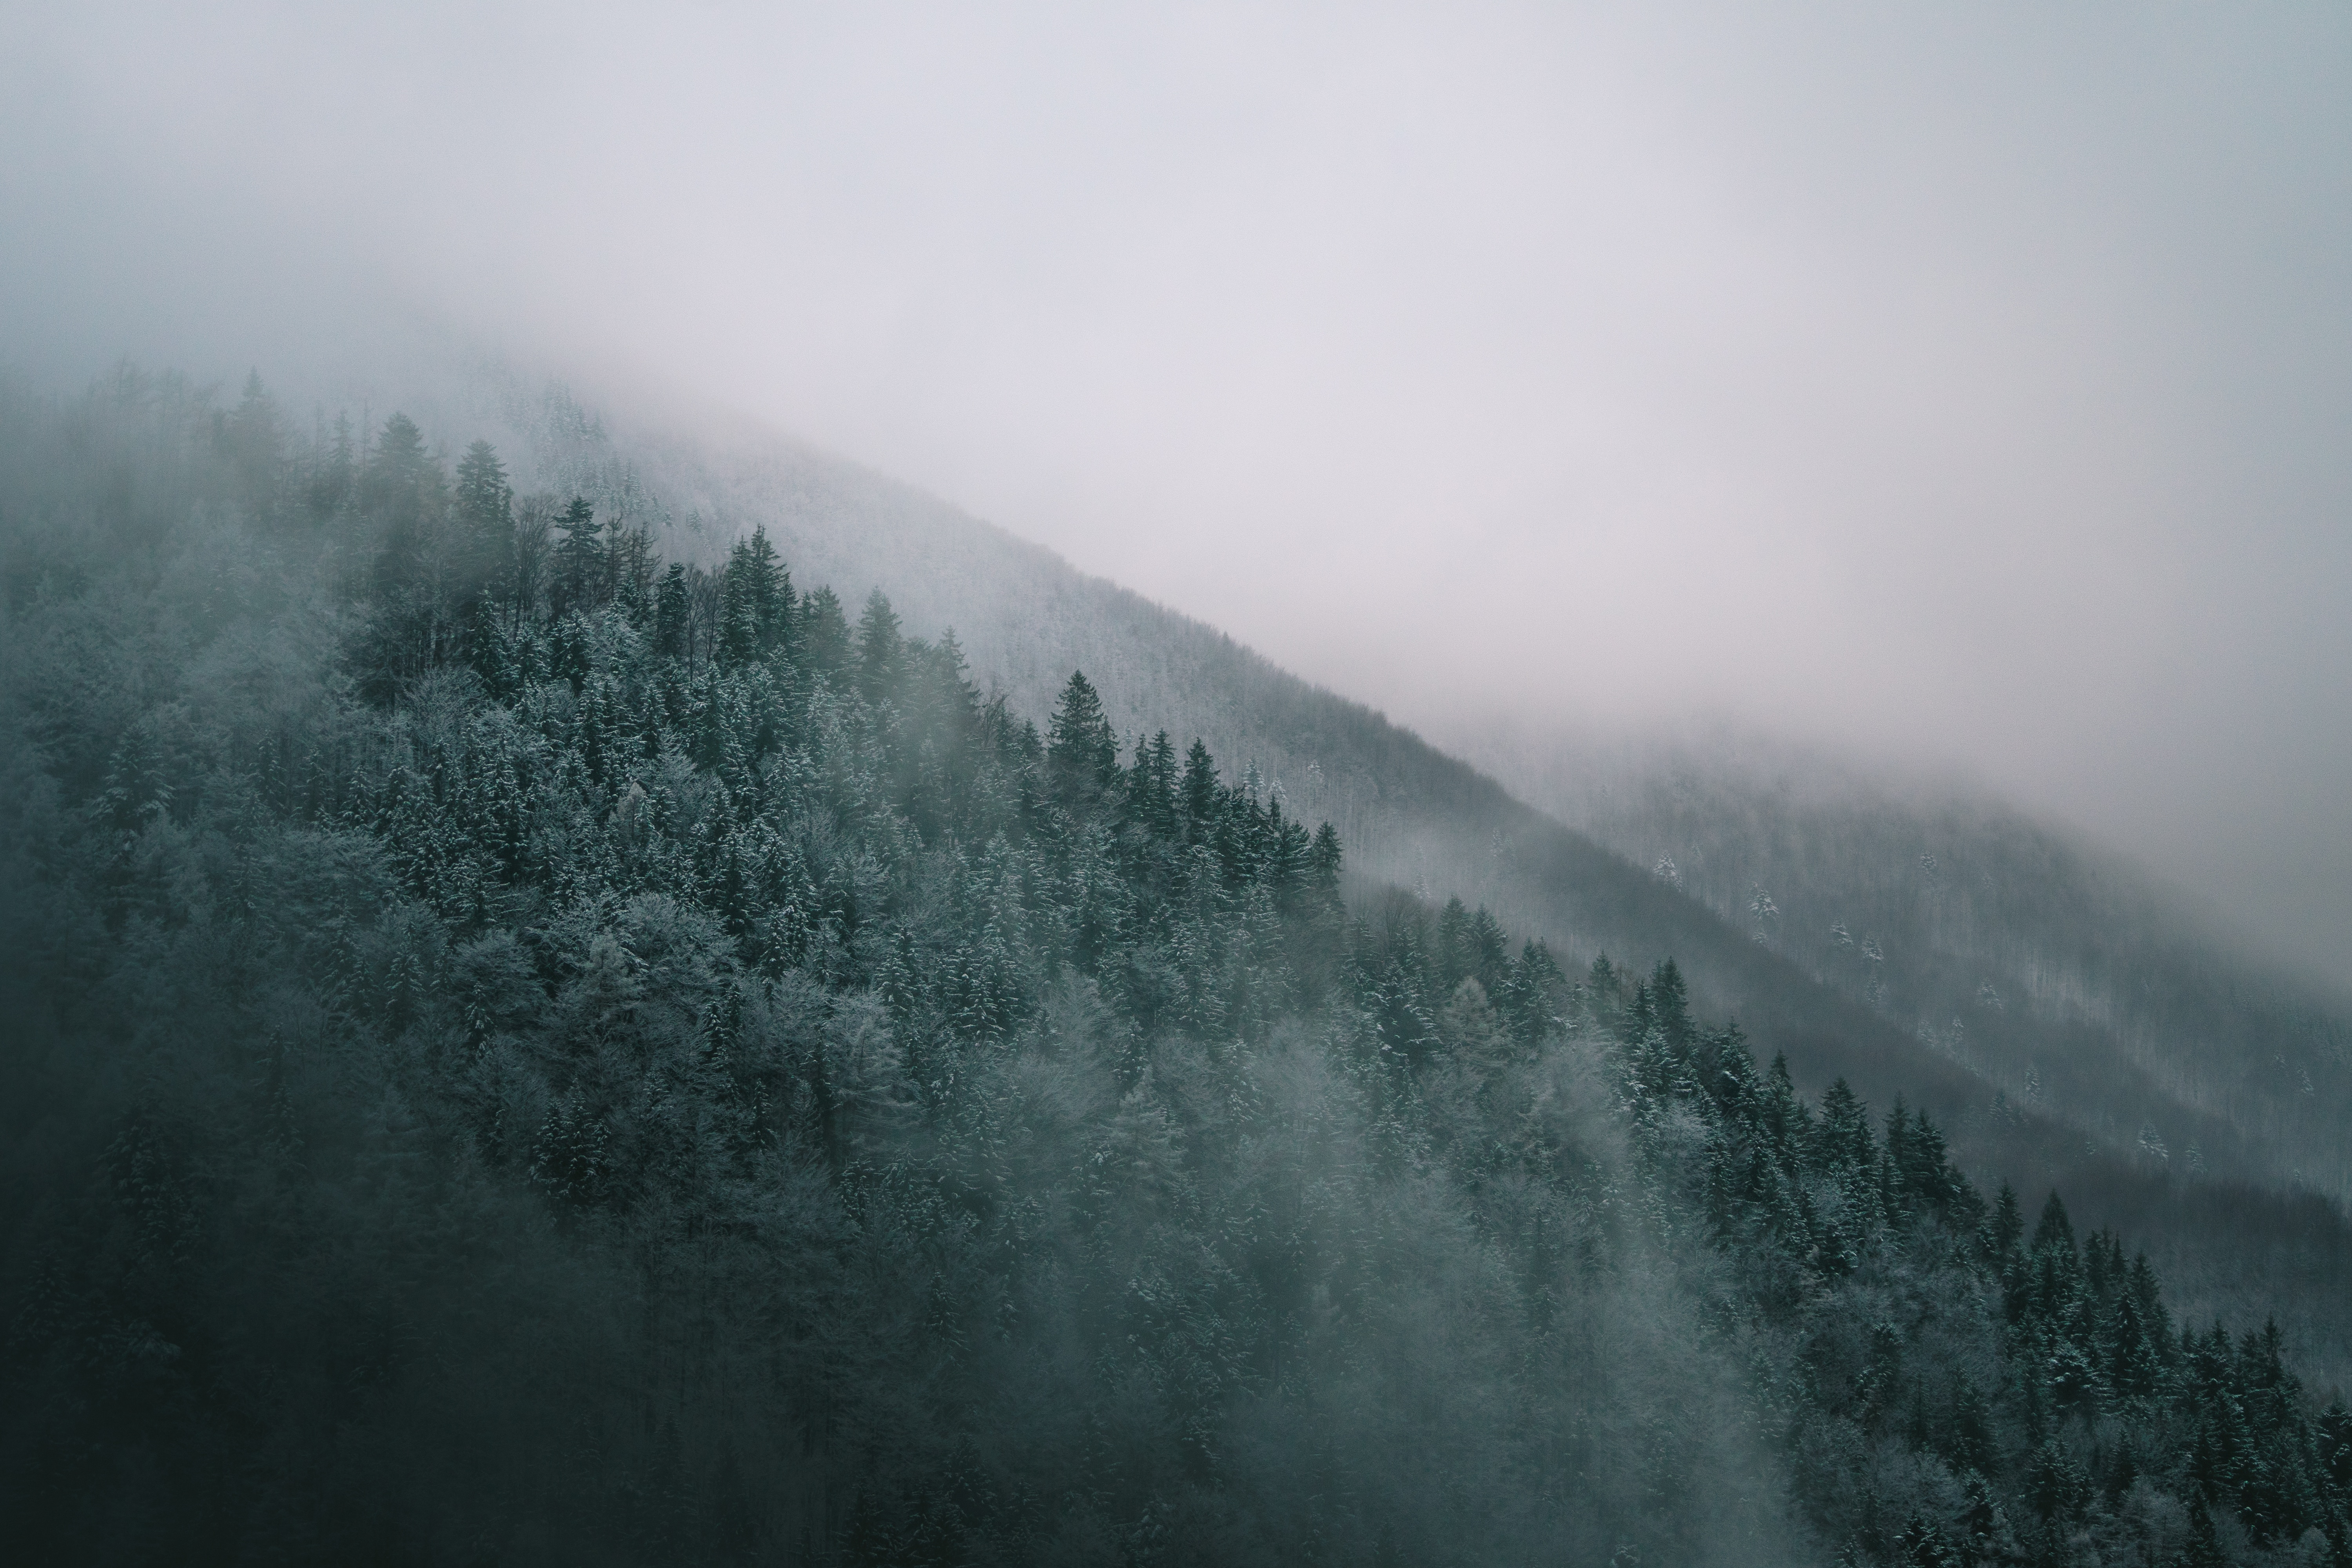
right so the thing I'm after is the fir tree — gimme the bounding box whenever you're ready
[308,409,355,519]
[552,497,603,616]
[363,412,442,599]
[452,439,512,599]
[801,584,851,673]
[1047,670,1118,799]
[1181,737,1221,828]
[656,561,691,659]
[1309,822,1343,894]
[719,526,793,666]
[855,589,902,704]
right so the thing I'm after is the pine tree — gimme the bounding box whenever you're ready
[224,370,283,515]
[1180,738,1220,828]
[1436,898,1470,990]
[363,413,442,599]
[610,524,656,626]
[2183,1500,2225,1567]
[452,439,512,600]
[740,525,793,656]
[1122,733,1155,822]
[2033,1191,2076,1258]
[1309,822,1343,895]
[1987,1181,2025,1260]
[1047,671,1118,799]
[1147,731,1179,831]
[801,585,851,673]
[1814,1079,1876,1174]
[1467,907,1510,995]
[855,590,902,705]
[552,497,603,617]
[718,527,792,666]
[1648,957,1693,1047]
[308,410,355,520]
[656,562,691,659]
[361,413,435,519]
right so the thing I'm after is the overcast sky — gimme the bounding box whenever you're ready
[5,2,2350,982]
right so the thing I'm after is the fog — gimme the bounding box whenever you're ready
[5,1,2349,982]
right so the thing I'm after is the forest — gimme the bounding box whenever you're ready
[4,368,2349,1565]
[521,368,2352,1397]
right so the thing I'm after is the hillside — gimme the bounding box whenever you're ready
[9,367,2352,1565]
[1441,719,2352,1189]
[442,374,2352,1379]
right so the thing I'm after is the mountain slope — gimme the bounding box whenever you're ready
[37,361,2341,1386]
[1443,720,2352,1196]
[8,367,2350,1566]
[436,374,2352,1384]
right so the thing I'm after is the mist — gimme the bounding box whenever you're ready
[12,16,2352,1556]
[6,0,2350,986]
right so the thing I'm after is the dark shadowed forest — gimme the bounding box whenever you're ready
[4,370,2350,1566]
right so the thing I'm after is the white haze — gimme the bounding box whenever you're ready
[4,2,2349,983]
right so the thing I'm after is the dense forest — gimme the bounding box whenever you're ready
[4,370,2349,1565]
[492,371,2352,1397]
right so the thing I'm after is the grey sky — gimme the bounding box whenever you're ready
[6,3,2350,981]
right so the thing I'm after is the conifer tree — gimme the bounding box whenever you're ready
[1437,898,1471,990]
[364,413,443,599]
[656,561,691,659]
[1467,907,1510,995]
[224,370,283,515]
[1144,731,1180,833]
[610,524,656,626]
[552,497,603,616]
[308,410,355,520]
[1180,738,1220,828]
[1308,822,1343,895]
[718,526,792,666]
[1648,957,1692,1047]
[740,524,793,655]
[453,439,512,598]
[1047,670,1118,798]
[1988,1181,2025,1259]
[361,412,433,513]
[801,585,851,673]
[856,590,902,705]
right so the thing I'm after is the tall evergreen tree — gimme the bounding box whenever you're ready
[716,528,791,666]
[801,585,851,674]
[656,561,691,659]
[1309,821,1343,895]
[552,497,603,616]
[610,523,657,626]
[1047,670,1118,798]
[452,439,512,599]
[363,413,442,599]
[223,370,283,515]
[361,412,436,520]
[855,590,902,706]
[308,410,355,520]
[740,525,793,655]
[1181,737,1220,828]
